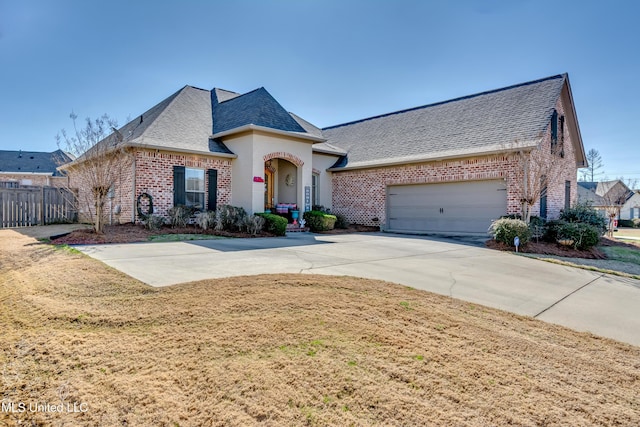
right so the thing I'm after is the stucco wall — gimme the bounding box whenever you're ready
[224,130,314,214]
[311,152,339,209]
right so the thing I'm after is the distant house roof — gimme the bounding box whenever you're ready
[578,180,634,206]
[0,149,72,176]
[323,74,572,170]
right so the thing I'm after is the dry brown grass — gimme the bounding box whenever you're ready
[1,230,639,426]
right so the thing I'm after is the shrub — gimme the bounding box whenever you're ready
[143,214,165,231]
[634,219,640,228]
[528,216,546,242]
[617,219,636,228]
[167,205,192,228]
[242,215,266,236]
[560,203,607,234]
[543,220,563,243]
[256,213,287,236]
[489,218,531,246]
[553,221,600,250]
[215,205,247,232]
[194,211,217,230]
[303,210,337,232]
[334,213,349,229]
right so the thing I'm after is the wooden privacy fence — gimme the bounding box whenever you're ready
[0,187,77,228]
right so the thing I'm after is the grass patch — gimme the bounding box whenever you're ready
[148,233,227,242]
[601,246,640,265]
[1,228,640,426]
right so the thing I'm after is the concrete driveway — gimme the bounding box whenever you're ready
[76,232,640,346]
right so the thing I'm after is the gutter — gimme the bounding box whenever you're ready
[327,144,537,172]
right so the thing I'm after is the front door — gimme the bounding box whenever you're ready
[265,168,274,210]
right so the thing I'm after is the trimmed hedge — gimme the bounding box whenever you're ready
[559,203,607,234]
[303,210,337,232]
[489,218,531,246]
[546,220,600,250]
[255,213,287,236]
[618,219,640,228]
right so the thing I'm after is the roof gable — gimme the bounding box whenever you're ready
[0,149,72,175]
[212,87,306,135]
[324,74,569,169]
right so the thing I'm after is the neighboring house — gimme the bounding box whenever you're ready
[65,73,587,234]
[0,149,72,188]
[578,181,640,220]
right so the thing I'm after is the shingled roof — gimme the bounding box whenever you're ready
[0,149,72,175]
[323,74,569,170]
[212,87,307,135]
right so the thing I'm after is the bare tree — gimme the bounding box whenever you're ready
[600,181,633,237]
[508,139,566,223]
[579,148,604,182]
[56,113,128,234]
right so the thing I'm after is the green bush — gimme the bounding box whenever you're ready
[303,210,337,232]
[553,221,601,250]
[543,220,563,243]
[489,218,531,246]
[634,219,640,228]
[560,203,607,234]
[617,219,636,228]
[334,213,349,229]
[167,205,192,228]
[256,213,287,236]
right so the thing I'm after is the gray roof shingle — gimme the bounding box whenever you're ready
[323,74,567,169]
[0,149,72,175]
[119,86,233,156]
[212,87,307,135]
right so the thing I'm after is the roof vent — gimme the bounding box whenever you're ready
[30,156,34,159]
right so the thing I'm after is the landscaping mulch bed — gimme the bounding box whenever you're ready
[485,236,640,260]
[51,223,274,245]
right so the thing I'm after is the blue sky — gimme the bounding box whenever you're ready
[1,0,638,182]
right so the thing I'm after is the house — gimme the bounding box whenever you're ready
[0,149,72,188]
[65,73,587,234]
[578,180,640,220]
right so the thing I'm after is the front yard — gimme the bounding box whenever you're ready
[1,229,639,425]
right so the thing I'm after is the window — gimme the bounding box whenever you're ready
[565,180,571,211]
[312,173,320,206]
[185,168,205,209]
[550,109,558,153]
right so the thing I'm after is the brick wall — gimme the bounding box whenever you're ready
[67,152,134,225]
[134,149,232,221]
[332,97,579,227]
[331,155,521,226]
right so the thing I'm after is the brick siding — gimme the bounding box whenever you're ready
[134,149,232,221]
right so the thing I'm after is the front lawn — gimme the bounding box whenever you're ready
[1,229,639,425]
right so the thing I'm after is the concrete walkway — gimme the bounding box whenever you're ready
[75,232,640,347]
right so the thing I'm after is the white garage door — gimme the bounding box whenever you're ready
[386,180,508,234]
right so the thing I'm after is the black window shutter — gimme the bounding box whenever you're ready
[551,110,558,144]
[207,169,218,211]
[173,166,186,206]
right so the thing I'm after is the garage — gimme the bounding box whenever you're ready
[386,180,508,234]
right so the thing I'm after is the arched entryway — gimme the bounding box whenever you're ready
[264,157,299,220]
